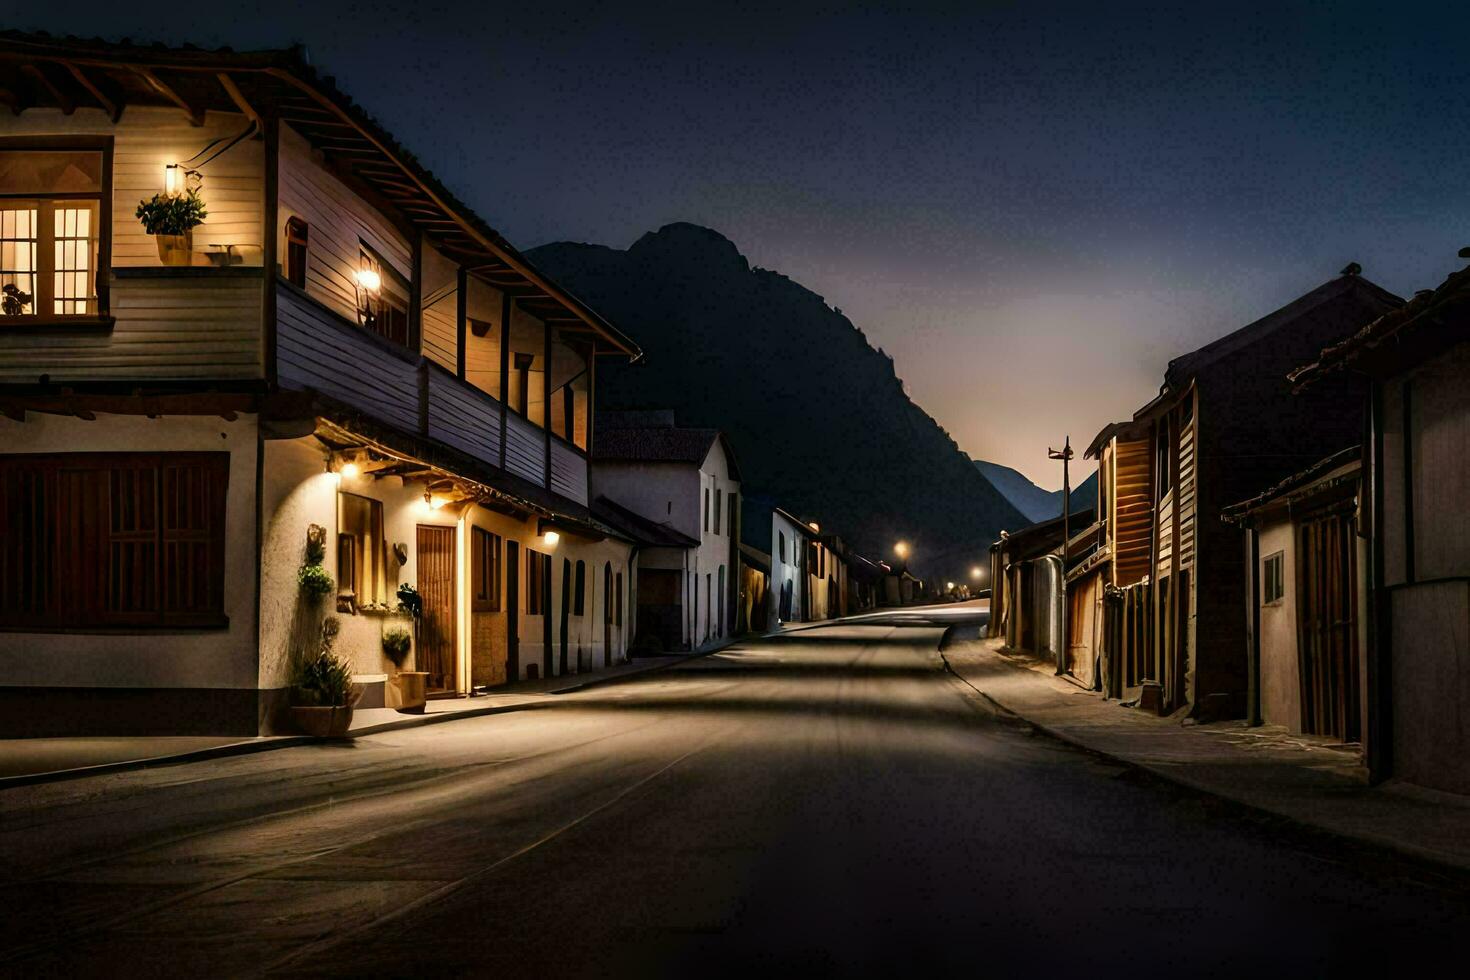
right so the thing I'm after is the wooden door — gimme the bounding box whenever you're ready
[416,525,456,693]
[1298,510,1360,741]
[506,539,520,682]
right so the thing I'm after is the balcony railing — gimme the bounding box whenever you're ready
[275,280,588,506]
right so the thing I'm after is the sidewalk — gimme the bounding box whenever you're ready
[0,654,689,787]
[943,634,1470,874]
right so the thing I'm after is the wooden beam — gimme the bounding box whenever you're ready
[215,72,262,129]
[135,67,204,126]
[62,61,118,121]
[21,63,73,114]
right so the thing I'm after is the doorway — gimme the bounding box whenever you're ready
[1297,509,1360,741]
[560,559,571,676]
[416,524,456,694]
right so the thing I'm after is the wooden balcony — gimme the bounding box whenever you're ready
[275,280,589,507]
[0,266,263,384]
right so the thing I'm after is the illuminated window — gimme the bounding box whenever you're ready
[0,147,106,318]
[338,492,387,608]
[354,243,410,347]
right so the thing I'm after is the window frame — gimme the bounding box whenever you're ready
[0,136,114,326]
[353,239,411,348]
[1262,551,1285,605]
[471,525,502,613]
[284,215,308,288]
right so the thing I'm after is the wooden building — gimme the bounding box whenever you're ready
[0,35,643,735]
[1071,273,1400,719]
[1291,262,1470,791]
[589,412,741,652]
[987,509,1093,667]
[1223,448,1365,746]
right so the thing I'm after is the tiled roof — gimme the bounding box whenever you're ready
[592,426,721,465]
[1291,264,1470,388]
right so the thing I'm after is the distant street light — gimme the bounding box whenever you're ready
[970,566,982,580]
[894,541,910,561]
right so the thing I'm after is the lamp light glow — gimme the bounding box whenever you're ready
[355,267,382,293]
[971,566,983,580]
[894,540,910,560]
[164,163,183,196]
[340,461,360,478]
[543,530,560,546]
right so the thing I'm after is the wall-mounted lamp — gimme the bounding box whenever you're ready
[543,530,560,546]
[164,163,184,196]
[355,267,382,294]
[340,461,360,478]
[423,491,447,510]
[808,521,820,532]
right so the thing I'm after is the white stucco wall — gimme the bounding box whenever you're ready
[690,441,739,648]
[1257,518,1300,731]
[260,438,635,691]
[770,510,809,626]
[0,411,260,689]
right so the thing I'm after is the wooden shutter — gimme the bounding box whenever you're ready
[0,453,227,630]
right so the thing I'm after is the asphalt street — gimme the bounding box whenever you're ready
[2,610,1468,977]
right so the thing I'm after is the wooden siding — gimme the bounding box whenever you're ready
[0,272,262,382]
[421,241,458,374]
[1157,487,1175,569]
[1407,341,1470,581]
[550,439,588,506]
[276,283,419,433]
[1177,413,1197,569]
[426,363,502,466]
[5,106,263,267]
[1111,437,1152,585]
[277,124,411,324]
[504,410,546,486]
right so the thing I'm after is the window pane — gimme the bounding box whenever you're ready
[0,206,38,317]
[52,203,98,315]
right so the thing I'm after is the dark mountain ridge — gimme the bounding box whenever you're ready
[528,223,1027,580]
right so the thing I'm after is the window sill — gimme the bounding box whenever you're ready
[0,315,116,332]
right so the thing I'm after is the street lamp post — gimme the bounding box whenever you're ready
[1048,436,1073,676]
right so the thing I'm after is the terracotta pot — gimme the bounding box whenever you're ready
[392,671,429,713]
[289,704,355,738]
[155,231,193,266]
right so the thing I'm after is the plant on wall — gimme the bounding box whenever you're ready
[135,190,208,236]
[298,562,335,600]
[382,626,412,668]
[396,583,422,620]
[290,616,355,708]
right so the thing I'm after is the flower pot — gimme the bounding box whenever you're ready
[289,704,355,738]
[154,231,193,266]
[391,671,429,713]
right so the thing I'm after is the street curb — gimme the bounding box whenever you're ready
[937,634,1470,881]
[0,656,695,792]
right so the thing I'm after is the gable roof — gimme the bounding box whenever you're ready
[592,423,742,479]
[1291,264,1470,388]
[1163,273,1401,390]
[1221,446,1361,524]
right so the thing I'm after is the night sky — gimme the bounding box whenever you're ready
[26,1,1470,487]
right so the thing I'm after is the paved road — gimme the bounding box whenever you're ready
[2,612,1468,977]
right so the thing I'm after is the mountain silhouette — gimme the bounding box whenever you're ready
[528,223,1027,580]
[974,460,1099,525]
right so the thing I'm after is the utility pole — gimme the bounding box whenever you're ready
[1048,436,1073,675]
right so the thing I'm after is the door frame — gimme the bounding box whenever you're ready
[506,538,520,682]
[415,523,457,694]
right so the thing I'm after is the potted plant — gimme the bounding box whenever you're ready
[289,617,361,737]
[298,562,335,601]
[390,585,429,712]
[135,189,208,266]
